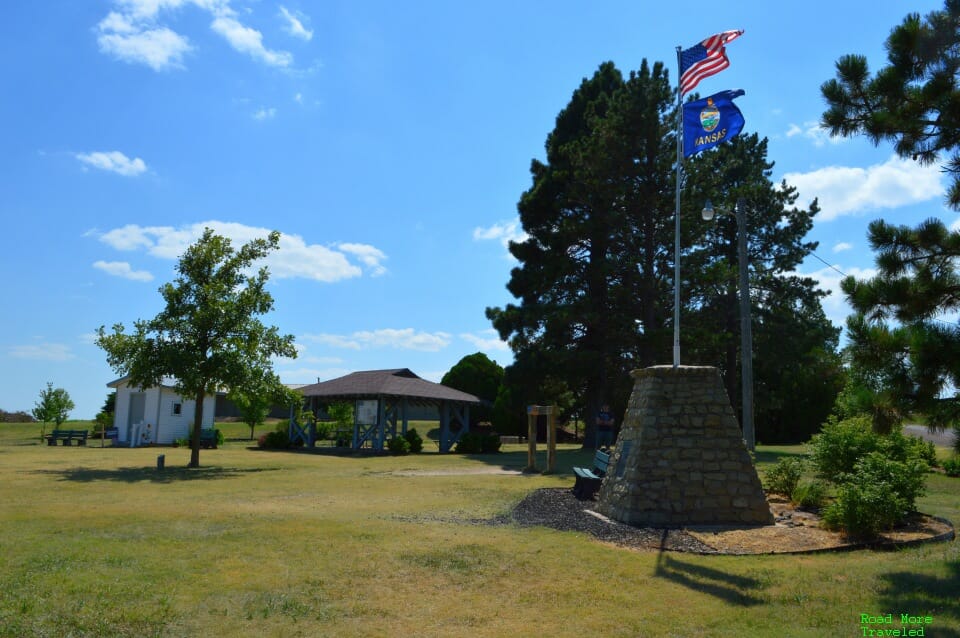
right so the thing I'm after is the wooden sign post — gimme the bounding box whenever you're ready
[526,405,556,473]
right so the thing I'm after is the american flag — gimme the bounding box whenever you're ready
[679,30,743,96]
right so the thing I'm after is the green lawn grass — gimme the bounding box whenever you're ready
[1,421,957,637]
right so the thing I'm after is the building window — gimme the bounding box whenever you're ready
[172,402,182,416]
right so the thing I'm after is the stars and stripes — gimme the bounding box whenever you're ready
[679,30,743,95]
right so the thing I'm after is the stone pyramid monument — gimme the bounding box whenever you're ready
[597,365,773,527]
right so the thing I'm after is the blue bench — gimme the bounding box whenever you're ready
[572,450,610,499]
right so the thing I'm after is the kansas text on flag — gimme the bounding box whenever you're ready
[682,89,745,157]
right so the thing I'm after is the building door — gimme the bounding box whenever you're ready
[128,392,146,441]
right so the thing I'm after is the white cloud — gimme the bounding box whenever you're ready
[75,151,148,177]
[95,221,386,283]
[97,0,293,70]
[97,8,192,71]
[253,107,277,120]
[459,329,509,352]
[8,343,75,362]
[93,260,154,281]
[211,15,292,67]
[303,329,452,352]
[473,218,528,259]
[832,242,853,253]
[279,6,313,41]
[785,121,844,147]
[337,243,387,276]
[783,155,945,221]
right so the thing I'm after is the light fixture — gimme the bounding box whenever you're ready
[701,199,715,221]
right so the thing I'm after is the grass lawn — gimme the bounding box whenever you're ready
[1,421,957,637]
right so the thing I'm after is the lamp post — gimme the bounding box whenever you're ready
[701,197,754,451]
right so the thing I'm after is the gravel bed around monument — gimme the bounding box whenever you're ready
[490,488,955,555]
[499,487,720,553]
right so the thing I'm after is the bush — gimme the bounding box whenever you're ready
[314,420,333,441]
[454,432,502,454]
[387,436,411,455]
[880,429,937,468]
[941,457,960,477]
[403,428,423,453]
[763,458,805,496]
[809,416,880,482]
[258,430,290,449]
[821,452,927,538]
[791,480,828,509]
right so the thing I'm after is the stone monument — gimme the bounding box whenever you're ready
[597,365,773,526]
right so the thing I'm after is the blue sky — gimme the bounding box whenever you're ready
[1,1,951,419]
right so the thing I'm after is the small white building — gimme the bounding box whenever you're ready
[108,376,218,446]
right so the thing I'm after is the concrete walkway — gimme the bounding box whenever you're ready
[904,424,957,447]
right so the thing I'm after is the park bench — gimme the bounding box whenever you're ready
[572,449,611,499]
[199,429,219,449]
[104,427,119,444]
[45,429,89,446]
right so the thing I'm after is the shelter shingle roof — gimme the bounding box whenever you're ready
[297,369,479,404]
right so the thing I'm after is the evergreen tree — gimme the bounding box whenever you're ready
[681,134,841,441]
[821,0,960,209]
[487,61,675,446]
[842,219,960,431]
[441,352,503,424]
[822,1,960,438]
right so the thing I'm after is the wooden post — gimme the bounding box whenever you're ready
[526,406,537,472]
[546,407,556,473]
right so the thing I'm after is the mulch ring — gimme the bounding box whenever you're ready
[501,488,955,555]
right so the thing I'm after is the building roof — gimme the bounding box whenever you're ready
[297,369,480,404]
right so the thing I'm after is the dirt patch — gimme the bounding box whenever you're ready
[506,489,955,555]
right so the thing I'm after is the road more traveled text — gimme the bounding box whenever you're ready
[861,613,934,637]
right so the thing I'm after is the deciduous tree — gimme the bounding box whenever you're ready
[32,382,74,438]
[97,229,296,467]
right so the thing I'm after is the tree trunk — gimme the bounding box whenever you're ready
[190,391,204,468]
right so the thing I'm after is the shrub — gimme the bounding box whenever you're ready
[821,452,927,538]
[259,430,290,449]
[387,436,411,455]
[403,428,423,453]
[763,458,805,496]
[314,420,333,441]
[454,432,501,454]
[791,480,828,509]
[808,416,880,482]
[880,429,937,468]
[941,457,960,477]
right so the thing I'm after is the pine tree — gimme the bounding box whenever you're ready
[822,1,960,438]
[486,61,675,446]
[821,0,960,208]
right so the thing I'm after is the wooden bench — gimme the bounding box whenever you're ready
[104,427,119,444]
[572,450,610,499]
[45,429,89,446]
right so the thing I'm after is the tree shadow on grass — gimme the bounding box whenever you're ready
[33,465,278,484]
[875,558,960,638]
[654,531,764,606]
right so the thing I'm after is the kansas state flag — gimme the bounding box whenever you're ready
[682,89,745,158]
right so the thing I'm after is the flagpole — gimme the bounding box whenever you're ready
[673,45,683,368]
